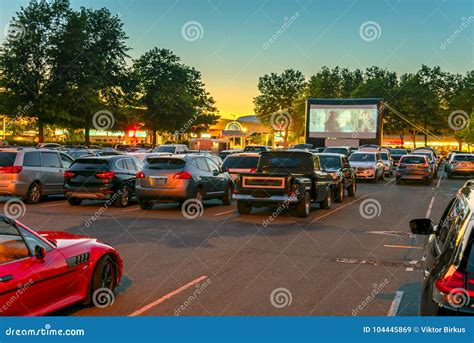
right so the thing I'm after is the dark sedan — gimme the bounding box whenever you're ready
[315,153,356,202]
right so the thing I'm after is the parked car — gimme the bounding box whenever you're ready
[396,155,432,185]
[0,215,122,316]
[410,181,474,315]
[316,153,356,202]
[322,146,354,156]
[36,143,64,150]
[222,153,260,180]
[182,150,223,166]
[413,151,437,179]
[219,149,243,160]
[445,151,462,172]
[66,149,98,159]
[446,154,474,178]
[135,154,233,210]
[310,147,326,154]
[379,151,394,177]
[348,152,385,182]
[0,148,74,203]
[243,145,271,153]
[64,155,143,207]
[233,151,334,217]
[389,148,408,166]
[152,144,188,154]
[292,143,313,150]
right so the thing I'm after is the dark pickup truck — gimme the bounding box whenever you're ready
[233,151,334,217]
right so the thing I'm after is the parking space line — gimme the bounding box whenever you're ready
[436,175,442,188]
[121,207,140,212]
[310,195,367,223]
[214,209,236,216]
[128,275,208,316]
[425,196,435,218]
[40,202,66,207]
[387,291,404,316]
[383,244,422,249]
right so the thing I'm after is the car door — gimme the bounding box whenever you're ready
[341,156,352,188]
[313,156,331,202]
[40,152,64,194]
[59,153,73,191]
[205,157,227,196]
[192,157,213,197]
[21,151,42,187]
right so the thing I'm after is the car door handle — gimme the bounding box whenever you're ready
[0,275,13,282]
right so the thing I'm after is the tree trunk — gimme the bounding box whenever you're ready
[458,140,463,151]
[399,133,404,147]
[152,129,157,146]
[38,119,44,143]
[85,124,90,146]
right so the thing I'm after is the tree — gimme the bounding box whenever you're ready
[0,0,71,142]
[131,48,218,145]
[253,69,306,143]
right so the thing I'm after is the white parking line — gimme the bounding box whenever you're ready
[128,275,208,316]
[121,207,140,212]
[436,175,442,188]
[383,244,422,249]
[425,196,435,218]
[310,195,368,223]
[387,291,404,316]
[214,209,236,216]
[40,202,66,207]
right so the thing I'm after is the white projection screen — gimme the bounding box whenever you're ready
[308,104,379,139]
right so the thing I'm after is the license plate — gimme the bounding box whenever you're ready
[151,176,167,186]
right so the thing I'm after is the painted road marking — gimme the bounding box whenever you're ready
[128,275,208,316]
[436,175,442,188]
[41,202,67,207]
[387,291,404,316]
[310,195,368,223]
[121,207,141,212]
[383,244,422,250]
[214,209,236,216]
[425,196,435,218]
[366,231,412,237]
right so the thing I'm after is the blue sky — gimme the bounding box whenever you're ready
[1,0,472,117]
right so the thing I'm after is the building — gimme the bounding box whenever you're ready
[208,115,269,148]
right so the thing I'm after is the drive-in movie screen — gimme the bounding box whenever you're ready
[0,0,472,342]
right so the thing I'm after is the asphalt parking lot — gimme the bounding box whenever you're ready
[3,167,467,316]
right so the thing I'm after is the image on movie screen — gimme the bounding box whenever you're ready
[309,105,378,139]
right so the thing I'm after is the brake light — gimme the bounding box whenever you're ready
[64,171,75,178]
[136,171,145,179]
[173,171,192,179]
[96,171,116,179]
[0,166,22,173]
[435,265,465,294]
[249,168,257,173]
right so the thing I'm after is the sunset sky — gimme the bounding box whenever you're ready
[1,0,472,119]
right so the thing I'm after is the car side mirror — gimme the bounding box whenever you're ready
[35,245,46,260]
[409,218,434,235]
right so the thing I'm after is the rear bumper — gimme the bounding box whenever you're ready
[65,186,115,200]
[135,185,194,201]
[0,181,30,197]
[233,194,299,203]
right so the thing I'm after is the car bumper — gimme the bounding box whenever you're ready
[135,185,194,201]
[65,186,115,199]
[233,194,299,203]
[355,169,376,179]
[0,181,30,198]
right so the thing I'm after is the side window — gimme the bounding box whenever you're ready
[133,159,144,171]
[206,158,220,172]
[437,198,463,246]
[0,221,30,264]
[18,226,52,253]
[124,159,136,171]
[116,159,126,171]
[23,151,41,167]
[313,156,321,171]
[195,158,210,171]
[60,154,73,168]
[41,152,61,168]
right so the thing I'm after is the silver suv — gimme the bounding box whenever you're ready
[0,148,74,203]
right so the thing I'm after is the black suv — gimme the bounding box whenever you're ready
[410,181,474,315]
[315,153,356,202]
[64,155,143,207]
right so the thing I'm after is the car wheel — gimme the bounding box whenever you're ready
[195,188,204,205]
[25,182,42,204]
[319,189,331,209]
[90,255,117,304]
[296,191,311,217]
[237,200,252,215]
[379,171,384,181]
[372,174,378,183]
[68,197,82,206]
[222,183,232,205]
[334,183,344,203]
[138,199,153,210]
[347,181,356,197]
[114,186,130,208]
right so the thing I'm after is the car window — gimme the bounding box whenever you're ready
[319,156,341,169]
[23,151,41,167]
[313,156,321,171]
[222,156,259,170]
[60,153,73,168]
[195,158,210,171]
[133,159,144,171]
[146,158,185,170]
[206,158,220,172]
[437,198,465,247]
[0,152,17,166]
[41,152,61,168]
[349,153,375,162]
[17,226,52,253]
[124,159,136,171]
[0,221,30,264]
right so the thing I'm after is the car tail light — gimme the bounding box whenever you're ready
[96,171,116,179]
[136,171,145,179]
[64,171,75,178]
[249,168,257,173]
[435,265,466,294]
[173,171,192,179]
[0,166,22,173]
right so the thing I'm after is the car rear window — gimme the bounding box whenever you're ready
[145,158,185,170]
[0,152,17,166]
[154,146,176,153]
[258,153,312,172]
[453,155,474,162]
[400,156,426,164]
[391,149,407,155]
[70,158,109,170]
[323,148,348,155]
[349,153,375,162]
[223,156,259,169]
[23,151,40,167]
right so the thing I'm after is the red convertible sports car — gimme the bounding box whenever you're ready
[0,215,122,316]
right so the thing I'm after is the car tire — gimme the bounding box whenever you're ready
[139,199,153,210]
[379,171,384,181]
[90,255,117,305]
[67,197,82,206]
[237,200,252,215]
[319,189,331,209]
[222,183,232,205]
[296,191,311,217]
[372,175,378,183]
[114,186,130,208]
[25,182,42,204]
[426,178,433,185]
[347,181,356,197]
[334,183,344,203]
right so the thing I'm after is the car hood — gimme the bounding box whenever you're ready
[39,231,97,248]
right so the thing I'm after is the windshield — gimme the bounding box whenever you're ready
[400,156,426,164]
[349,153,375,162]
[323,147,348,155]
[414,153,433,161]
[154,146,176,153]
[319,156,342,169]
[390,149,407,155]
[453,155,474,162]
[223,156,259,170]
